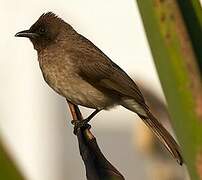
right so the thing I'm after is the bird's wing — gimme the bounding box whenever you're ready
[68,47,146,106]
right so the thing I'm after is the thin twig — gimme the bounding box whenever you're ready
[67,100,94,139]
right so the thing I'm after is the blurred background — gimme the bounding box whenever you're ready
[1,0,199,179]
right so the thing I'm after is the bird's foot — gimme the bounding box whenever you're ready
[71,119,91,135]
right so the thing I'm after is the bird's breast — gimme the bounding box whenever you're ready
[38,51,116,109]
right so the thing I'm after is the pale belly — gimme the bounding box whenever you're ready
[41,64,116,109]
[58,78,116,109]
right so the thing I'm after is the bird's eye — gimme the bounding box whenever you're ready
[39,27,46,33]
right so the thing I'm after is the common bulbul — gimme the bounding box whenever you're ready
[15,12,183,165]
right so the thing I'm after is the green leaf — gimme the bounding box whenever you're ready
[136,0,202,179]
[0,138,24,180]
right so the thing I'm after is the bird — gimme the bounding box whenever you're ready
[15,12,183,165]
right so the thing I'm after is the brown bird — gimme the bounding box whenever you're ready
[15,12,183,165]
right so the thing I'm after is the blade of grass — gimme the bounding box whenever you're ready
[136,0,202,179]
[0,138,24,180]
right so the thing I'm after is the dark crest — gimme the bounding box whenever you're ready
[37,12,66,25]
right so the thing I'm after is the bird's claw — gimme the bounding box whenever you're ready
[71,120,91,135]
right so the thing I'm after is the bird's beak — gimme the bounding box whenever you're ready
[15,30,39,39]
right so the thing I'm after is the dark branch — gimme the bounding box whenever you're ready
[67,101,125,180]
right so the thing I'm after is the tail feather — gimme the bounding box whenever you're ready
[139,110,183,165]
[121,99,183,165]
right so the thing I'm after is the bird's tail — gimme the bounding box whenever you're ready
[121,99,183,165]
[140,110,183,165]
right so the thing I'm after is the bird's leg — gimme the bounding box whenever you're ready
[71,109,100,134]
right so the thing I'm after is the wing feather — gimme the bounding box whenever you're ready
[68,44,146,105]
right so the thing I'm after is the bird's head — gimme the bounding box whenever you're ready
[15,12,73,51]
